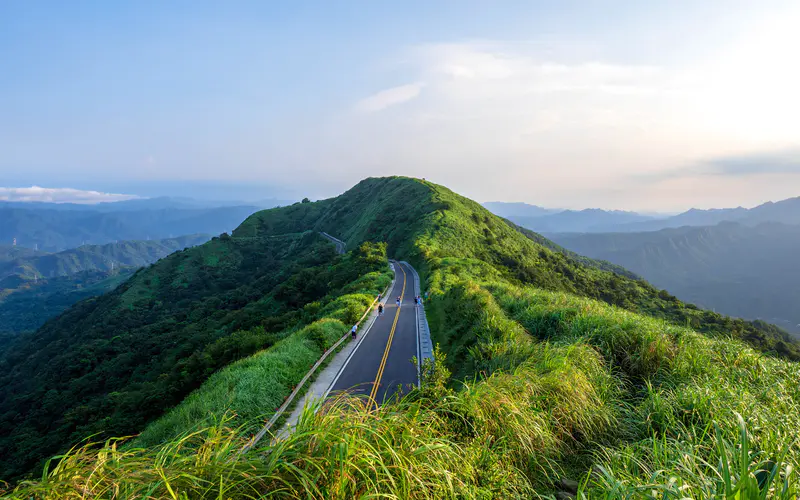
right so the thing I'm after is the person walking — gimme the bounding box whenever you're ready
[378,303,384,316]
[351,324,358,340]
[396,296,401,308]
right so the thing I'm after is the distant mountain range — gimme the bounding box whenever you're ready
[550,221,800,333]
[0,269,134,338]
[486,196,800,233]
[618,196,800,232]
[481,202,560,219]
[0,234,210,282]
[0,235,210,336]
[510,209,657,233]
[0,204,262,252]
[0,196,294,212]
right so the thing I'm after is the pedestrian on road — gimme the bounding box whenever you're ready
[418,295,424,305]
[396,297,401,307]
[414,296,419,306]
[378,303,384,316]
[351,324,358,340]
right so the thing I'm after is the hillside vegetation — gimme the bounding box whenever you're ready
[0,205,258,252]
[0,236,209,337]
[4,177,800,498]
[0,269,134,339]
[551,221,800,333]
[0,234,209,281]
[0,231,389,479]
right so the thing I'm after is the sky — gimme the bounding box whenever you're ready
[1,0,799,211]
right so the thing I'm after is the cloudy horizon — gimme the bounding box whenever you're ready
[2,1,799,211]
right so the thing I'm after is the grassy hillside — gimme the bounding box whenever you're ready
[0,230,389,480]
[0,205,257,252]
[239,178,798,358]
[0,234,210,280]
[550,221,800,333]
[0,269,134,337]
[4,177,800,497]
[0,236,209,337]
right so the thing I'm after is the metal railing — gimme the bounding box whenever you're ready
[241,271,391,453]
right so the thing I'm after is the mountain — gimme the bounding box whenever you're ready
[605,196,800,233]
[0,269,135,339]
[0,229,391,479]
[0,205,260,251]
[510,208,657,233]
[482,201,560,218]
[0,236,210,338]
[0,245,38,263]
[549,221,800,333]
[0,196,294,212]
[3,177,799,495]
[0,235,210,281]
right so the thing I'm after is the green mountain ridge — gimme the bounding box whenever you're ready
[0,205,259,252]
[0,234,211,280]
[549,221,800,333]
[3,177,800,497]
[0,270,135,339]
[0,230,390,479]
[0,236,211,338]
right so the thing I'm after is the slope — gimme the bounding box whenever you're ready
[607,195,800,233]
[7,176,800,498]
[509,208,655,233]
[482,201,559,218]
[0,230,389,480]
[0,234,210,280]
[0,205,258,251]
[0,269,135,338]
[550,221,800,333]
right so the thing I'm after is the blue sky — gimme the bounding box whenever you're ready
[1,1,799,209]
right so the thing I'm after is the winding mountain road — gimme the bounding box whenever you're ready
[329,260,420,405]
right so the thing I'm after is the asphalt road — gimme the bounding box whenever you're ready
[330,261,419,405]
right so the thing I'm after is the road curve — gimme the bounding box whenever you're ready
[320,232,346,254]
[329,261,419,405]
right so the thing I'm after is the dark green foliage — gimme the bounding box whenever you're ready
[239,177,799,360]
[0,236,209,338]
[2,176,798,487]
[0,235,210,282]
[0,231,387,480]
[0,205,258,252]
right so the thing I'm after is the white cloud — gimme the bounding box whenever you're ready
[0,186,140,204]
[355,82,425,112]
[321,31,800,210]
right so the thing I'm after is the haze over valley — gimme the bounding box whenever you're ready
[2,1,800,497]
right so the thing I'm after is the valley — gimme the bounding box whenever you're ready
[2,177,799,498]
[549,222,800,334]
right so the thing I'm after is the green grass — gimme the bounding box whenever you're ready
[4,177,800,497]
[135,318,348,447]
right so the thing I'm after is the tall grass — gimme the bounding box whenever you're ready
[135,318,348,447]
[5,177,800,497]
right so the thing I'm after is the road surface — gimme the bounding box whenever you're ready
[330,261,419,405]
[320,232,346,254]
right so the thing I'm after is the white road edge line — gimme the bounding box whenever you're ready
[414,267,421,388]
[322,262,398,401]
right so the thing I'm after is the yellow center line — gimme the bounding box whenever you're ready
[368,263,407,409]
